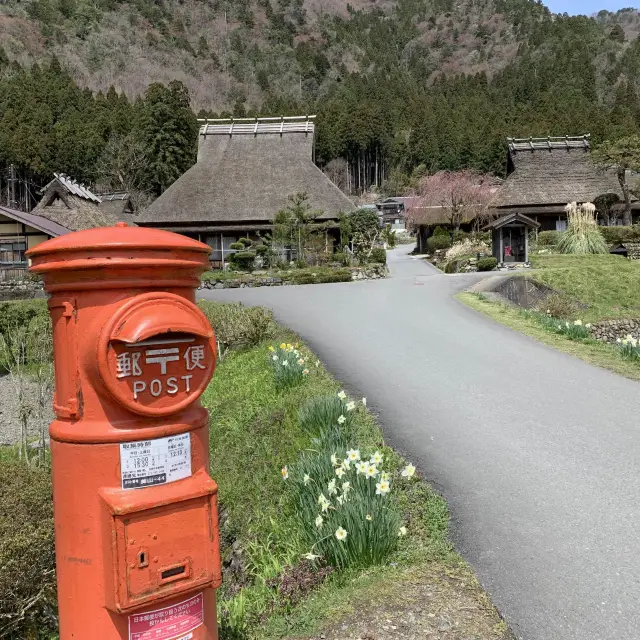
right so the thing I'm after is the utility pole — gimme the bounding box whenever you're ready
[9,164,16,209]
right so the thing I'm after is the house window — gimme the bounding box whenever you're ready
[555,219,567,232]
[0,242,26,264]
[206,235,238,264]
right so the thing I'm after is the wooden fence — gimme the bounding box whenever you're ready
[0,267,28,282]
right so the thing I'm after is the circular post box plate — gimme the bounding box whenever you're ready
[97,293,216,417]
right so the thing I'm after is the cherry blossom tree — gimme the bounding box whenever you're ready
[407,170,496,231]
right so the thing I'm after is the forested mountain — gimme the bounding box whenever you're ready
[1,0,640,205]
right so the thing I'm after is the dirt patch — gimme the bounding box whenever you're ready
[289,563,514,640]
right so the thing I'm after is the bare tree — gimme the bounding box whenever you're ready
[408,170,495,231]
[96,133,152,213]
[323,158,349,193]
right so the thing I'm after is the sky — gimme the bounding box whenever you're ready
[544,0,638,14]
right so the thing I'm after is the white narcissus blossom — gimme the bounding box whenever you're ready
[327,479,337,495]
[574,319,583,326]
[303,474,311,485]
[337,390,347,400]
[315,515,323,528]
[355,461,367,475]
[330,454,338,466]
[303,369,309,375]
[335,526,348,541]
[335,466,345,478]
[376,480,391,495]
[304,552,321,560]
[370,451,384,465]
[380,471,390,482]
[362,397,367,406]
[282,360,289,367]
[298,358,305,365]
[341,481,351,493]
[401,464,416,478]
[281,466,288,480]
[346,401,356,411]
[341,459,350,471]
[272,355,278,361]
[365,464,379,479]
[366,514,373,521]
[346,449,360,461]
[337,415,346,425]
[337,495,344,505]
[318,493,327,505]
[398,526,407,536]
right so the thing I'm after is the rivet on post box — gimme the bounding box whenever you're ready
[28,223,221,640]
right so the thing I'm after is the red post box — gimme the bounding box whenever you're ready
[28,223,221,640]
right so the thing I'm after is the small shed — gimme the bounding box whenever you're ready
[484,212,540,264]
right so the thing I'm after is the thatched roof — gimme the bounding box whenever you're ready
[492,135,624,209]
[97,191,134,218]
[138,116,355,227]
[33,174,125,232]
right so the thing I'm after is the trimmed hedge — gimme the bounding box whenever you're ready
[477,256,498,271]
[369,247,387,264]
[426,234,452,252]
[599,225,640,244]
[536,230,561,246]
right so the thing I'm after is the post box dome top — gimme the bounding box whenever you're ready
[27,222,210,258]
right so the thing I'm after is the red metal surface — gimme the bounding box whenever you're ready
[28,224,220,639]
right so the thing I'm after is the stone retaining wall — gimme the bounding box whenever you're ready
[200,265,388,289]
[588,319,640,343]
[0,278,45,301]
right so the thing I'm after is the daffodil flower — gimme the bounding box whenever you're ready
[365,514,373,521]
[346,401,356,411]
[303,474,311,485]
[337,495,344,505]
[298,358,305,365]
[335,526,348,541]
[282,360,289,367]
[280,343,286,349]
[376,479,391,495]
[331,453,338,466]
[335,466,345,478]
[401,464,416,478]
[272,355,278,361]
[574,319,583,326]
[337,390,347,400]
[315,360,320,367]
[327,479,337,495]
[341,481,351,493]
[315,515,323,528]
[398,526,407,536]
[321,500,330,513]
[337,415,346,425]
[365,464,379,479]
[303,369,309,375]
[355,461,367,475]
[281,466,288,480]
[346,449,360,462]
[362,397,367,406]
[268,346,275,352]
[303,552,321,561]
[380,471,390,482]
[370,451,384,465]
[341,459,350,471]
[318,493,327,505]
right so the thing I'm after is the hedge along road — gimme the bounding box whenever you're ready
[199,246,640,640]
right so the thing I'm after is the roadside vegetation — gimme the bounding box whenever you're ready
[1,298,511,639]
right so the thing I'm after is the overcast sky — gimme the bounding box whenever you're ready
[544,0,637,15]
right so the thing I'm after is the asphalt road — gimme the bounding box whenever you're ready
[200,247,640,640]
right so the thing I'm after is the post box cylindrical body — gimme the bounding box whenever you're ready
[28,224,221,640]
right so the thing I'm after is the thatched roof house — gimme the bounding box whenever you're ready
[33,174,126,232]
[97,191,135,219]
[491,135,634,230]
[137,116,355,264]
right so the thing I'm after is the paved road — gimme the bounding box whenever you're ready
[200,247,640,640]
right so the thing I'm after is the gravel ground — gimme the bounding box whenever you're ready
[0,373,53,446]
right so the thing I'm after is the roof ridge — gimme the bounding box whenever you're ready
[198,115,316,137]
[53,172,102,203]
[508,135,591,152]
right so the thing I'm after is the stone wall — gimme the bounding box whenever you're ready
[588,319,640,343]
[0,277,45,301]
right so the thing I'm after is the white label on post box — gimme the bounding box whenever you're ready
[120,433,191,490]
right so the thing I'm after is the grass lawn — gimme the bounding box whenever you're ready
[458,292,640,382]
[529,253,640,322]
[203,330,510,639]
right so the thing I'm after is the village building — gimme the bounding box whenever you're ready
[137,116,356,267]
[490,135,638,229]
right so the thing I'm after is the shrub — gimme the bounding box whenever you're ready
[238,237,253,248]
[229,242,245,250]
[0,457,57,638]
[268,343,309,390]
[432,226,450,237]
[536,230,561,246]
[599,225,640,244]
[0,300,51,371]
[198,301,275,354]
[426,234,452,252]
[477,256,498,271]
[452,229,469,243]
[229,250,256,271]
[537,294,579,320]
[369,247,387,264]
[288,446,403,569]
[557,203,608,254]
[445,239,490,261]
[299,393,357,441]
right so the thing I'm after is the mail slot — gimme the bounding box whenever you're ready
[28,223,221,640]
